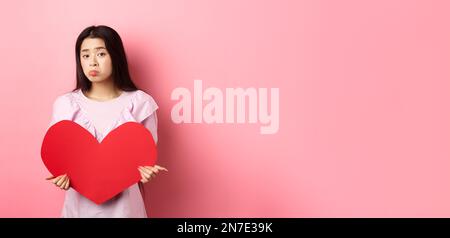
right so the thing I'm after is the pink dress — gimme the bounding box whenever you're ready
[48,89,158,218]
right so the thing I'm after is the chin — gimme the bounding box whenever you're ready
[88,77,107,83]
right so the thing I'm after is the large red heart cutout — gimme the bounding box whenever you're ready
[41,120,157,205]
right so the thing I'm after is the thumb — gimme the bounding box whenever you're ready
[45,175,55,180]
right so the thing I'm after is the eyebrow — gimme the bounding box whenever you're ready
[81,47,106,52]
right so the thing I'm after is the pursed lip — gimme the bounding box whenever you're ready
[88,70,99,76]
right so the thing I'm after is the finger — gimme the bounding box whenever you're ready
[139,167,153,178]
[155,165,168,172]
[56,175,67,186]
[138,169,147,179]
[140,173,149,183]
[138,167,147,176]
[138,168,152,181]
[150,166,159,174]
[141,166,155,174]
[52,175,64,184]
[144,166,159,175]
[143,167,156,178]
[50,175,61,183]
[145,169,155,179]
[143,168,156,179]
[64,178,70,190]
[57,175,67,187]
[45,175,55,180]
[60,178,68,189]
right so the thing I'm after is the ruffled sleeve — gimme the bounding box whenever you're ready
[127,90,159,144]
[142,112,158,144]
[49,93,79,127]
[128,90,159,123]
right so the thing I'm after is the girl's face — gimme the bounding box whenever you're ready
[80,38,113,84]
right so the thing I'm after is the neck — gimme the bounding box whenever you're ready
[85,79,121,101]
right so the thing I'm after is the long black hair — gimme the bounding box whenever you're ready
[74,25,138,92]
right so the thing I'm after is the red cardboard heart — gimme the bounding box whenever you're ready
[41,120,157,205]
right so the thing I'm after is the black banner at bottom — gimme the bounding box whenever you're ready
[0,218,447,236]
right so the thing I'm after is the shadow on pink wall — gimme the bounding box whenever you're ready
[126,36,190,217]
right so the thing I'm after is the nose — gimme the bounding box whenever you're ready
[89,54,98,67]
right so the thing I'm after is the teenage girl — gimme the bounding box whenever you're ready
[45,25,167,218]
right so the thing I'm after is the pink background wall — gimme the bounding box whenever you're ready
[1,0,450,217]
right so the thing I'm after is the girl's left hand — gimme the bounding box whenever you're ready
[138,165,168,183]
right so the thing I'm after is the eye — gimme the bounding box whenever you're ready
[81,55,89,59]
[98,52,107,57]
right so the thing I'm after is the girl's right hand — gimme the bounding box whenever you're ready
[46,174,70,190]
